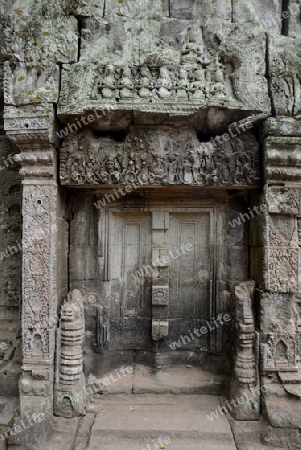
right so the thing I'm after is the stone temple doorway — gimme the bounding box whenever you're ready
[70,188,231,395]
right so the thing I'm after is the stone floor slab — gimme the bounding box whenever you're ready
[88,394,237,450]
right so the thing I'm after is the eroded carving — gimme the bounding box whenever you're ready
[22,185,57,364]
[266,187,300,215]
[58,24,270,114]
[60,128,260,187]
[230,280,259,420]
[261,332,298,372]
[268,247,298,294]
[54,289,86,417]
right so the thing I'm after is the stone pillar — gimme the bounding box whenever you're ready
[54,289,86,418]
[5,113,59,446]
[260,118,301,428]
[230,280,260,420]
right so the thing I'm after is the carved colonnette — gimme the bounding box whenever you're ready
[230,280,259,421]
[54,289,86,418]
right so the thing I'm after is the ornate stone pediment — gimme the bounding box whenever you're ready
[59,126,260,187]
[58,23,270,116]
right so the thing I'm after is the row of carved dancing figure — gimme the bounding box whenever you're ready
[61,148,257,186]
[96,63,226,100]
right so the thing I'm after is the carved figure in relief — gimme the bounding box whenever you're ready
[210,55,226,97]
[119,66,133,99]
[221,156,233,185]
[151,154,166,182]
[60,129,259,187]
[175,68,189,100]
[183,154,194,184]
[98,64,116,99]
[190,69,206,100]
[157,66,172,98]
[101,156,121,184]
[137,154,151,184]
[181,27,204,65]
[138,65,153,98]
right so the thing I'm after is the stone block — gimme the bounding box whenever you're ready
[264,394,301,428]
[152,286,169,306]
[152,320,169,341]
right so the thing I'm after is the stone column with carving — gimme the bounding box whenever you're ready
[260,117,301,429]
[2,10,77,447]
[54,289,86,418]
[4,113,60,446]
[230,280,259,420]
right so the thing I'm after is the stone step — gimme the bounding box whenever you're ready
[86,363,226,396]
[88,394,237,450]
[88,434,237,450]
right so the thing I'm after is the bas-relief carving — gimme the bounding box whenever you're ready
[267,248,298,294]
[22,185,57,365]
[261,332,298,372]
[59,24,270,114]
[263,201,300,294]
[269,36,301,118]
[60,128,260,187]
[266,188,300,215]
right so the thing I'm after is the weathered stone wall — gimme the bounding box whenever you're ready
[0,14,22,397]
[2,0,301,447]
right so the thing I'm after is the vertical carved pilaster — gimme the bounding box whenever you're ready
[260,120,301,428]
[5,114,59,445]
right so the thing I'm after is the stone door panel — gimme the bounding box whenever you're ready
[167,211,213,350]
[105,208,214,353]
[109,211,153,351]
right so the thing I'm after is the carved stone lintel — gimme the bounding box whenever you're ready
[59,127,260,187]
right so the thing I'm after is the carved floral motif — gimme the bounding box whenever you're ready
[22,185,57,363]
[268,247,298,293]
